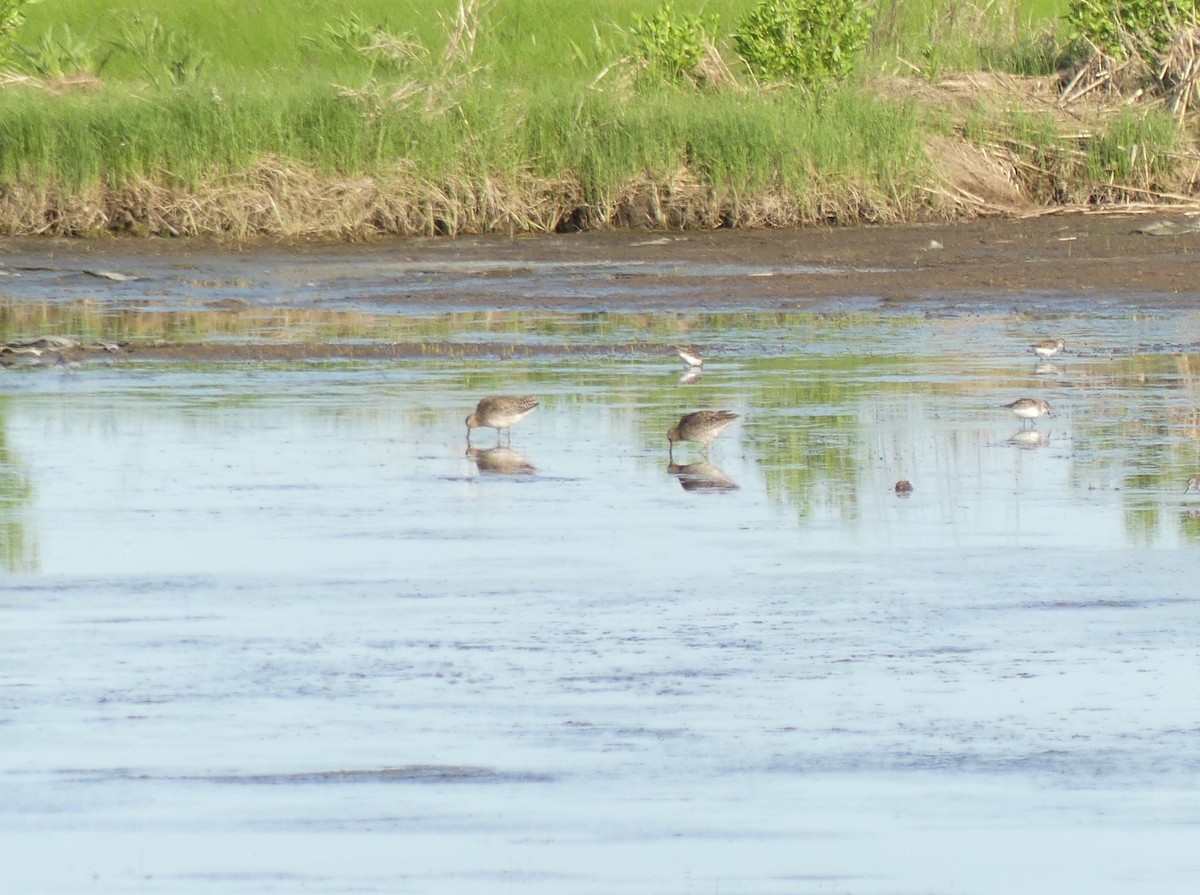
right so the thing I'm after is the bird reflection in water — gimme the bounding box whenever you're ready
[466,446,536,476]
[1008,429,1050,450]
[668,461,739,492]
[678,368,703,385]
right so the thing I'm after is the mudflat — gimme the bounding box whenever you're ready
[4,211,1200,361]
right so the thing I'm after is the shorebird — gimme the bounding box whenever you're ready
[1003,398,1051,427]
[1031,338,1066,359]
[667,410,739,458]
[465,395,539,445]
[675,346,704,369]
[1185,475,1200,494]
[894,480,914,496]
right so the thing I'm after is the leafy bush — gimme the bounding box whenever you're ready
[733,0,873,85]
[630,2,718,85]
[0,0,35,64]
[1066,0,1200,60]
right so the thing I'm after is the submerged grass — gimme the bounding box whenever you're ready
[2,0,1194,238]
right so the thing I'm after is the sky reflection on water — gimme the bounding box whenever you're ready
[3,300,1200,894]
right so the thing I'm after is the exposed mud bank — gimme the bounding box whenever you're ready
[5,211,1200,363]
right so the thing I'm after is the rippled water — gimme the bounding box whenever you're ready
[2,235,1200,894]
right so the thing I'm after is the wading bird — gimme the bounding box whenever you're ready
[465,395,539,445]
[667,410,739,458]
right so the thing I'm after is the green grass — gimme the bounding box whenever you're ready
[18,0,1070,82]
[0,0,1185,237]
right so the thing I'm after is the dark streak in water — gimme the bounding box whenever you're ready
[66,766,553,785]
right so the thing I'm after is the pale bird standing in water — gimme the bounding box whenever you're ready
[1031,338,1066,359]
[465,395,539,445]
[667,410,739,458]
[1185,475,1200,494]
[675,346,704,369]
[1003,397,1051,427]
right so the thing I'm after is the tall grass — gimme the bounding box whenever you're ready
[0,0,1183,237]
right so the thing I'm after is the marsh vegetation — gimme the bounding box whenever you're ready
[0,0,1197,237]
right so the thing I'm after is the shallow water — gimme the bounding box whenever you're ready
[2,236,1200,893]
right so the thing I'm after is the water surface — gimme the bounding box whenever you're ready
[2,235,1200,894]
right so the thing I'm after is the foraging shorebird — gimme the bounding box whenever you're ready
[667,410,739,458]
[1003,398,1051,427]
[894,480,914,496]
[465,395,539,445]
[675,346,704,369]
[1185,475,1200,494]
[1031,338,1066,359]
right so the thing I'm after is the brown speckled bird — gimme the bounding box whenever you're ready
[1003,397,1051,428]
[667,410,739,458]
[1031,338,1066,359]
[466,395,539,444]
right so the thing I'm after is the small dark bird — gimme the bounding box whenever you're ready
[894,480,914,496]
[465,395,539,445]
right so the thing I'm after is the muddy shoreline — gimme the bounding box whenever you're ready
[4,211,1200,362]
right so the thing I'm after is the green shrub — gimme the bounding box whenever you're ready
[733,0,873,85]
[1066,0,1199,60]
[630,2,718,85]
[0,0,35,63]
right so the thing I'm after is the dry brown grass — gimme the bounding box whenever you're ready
[0,152,950,239]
